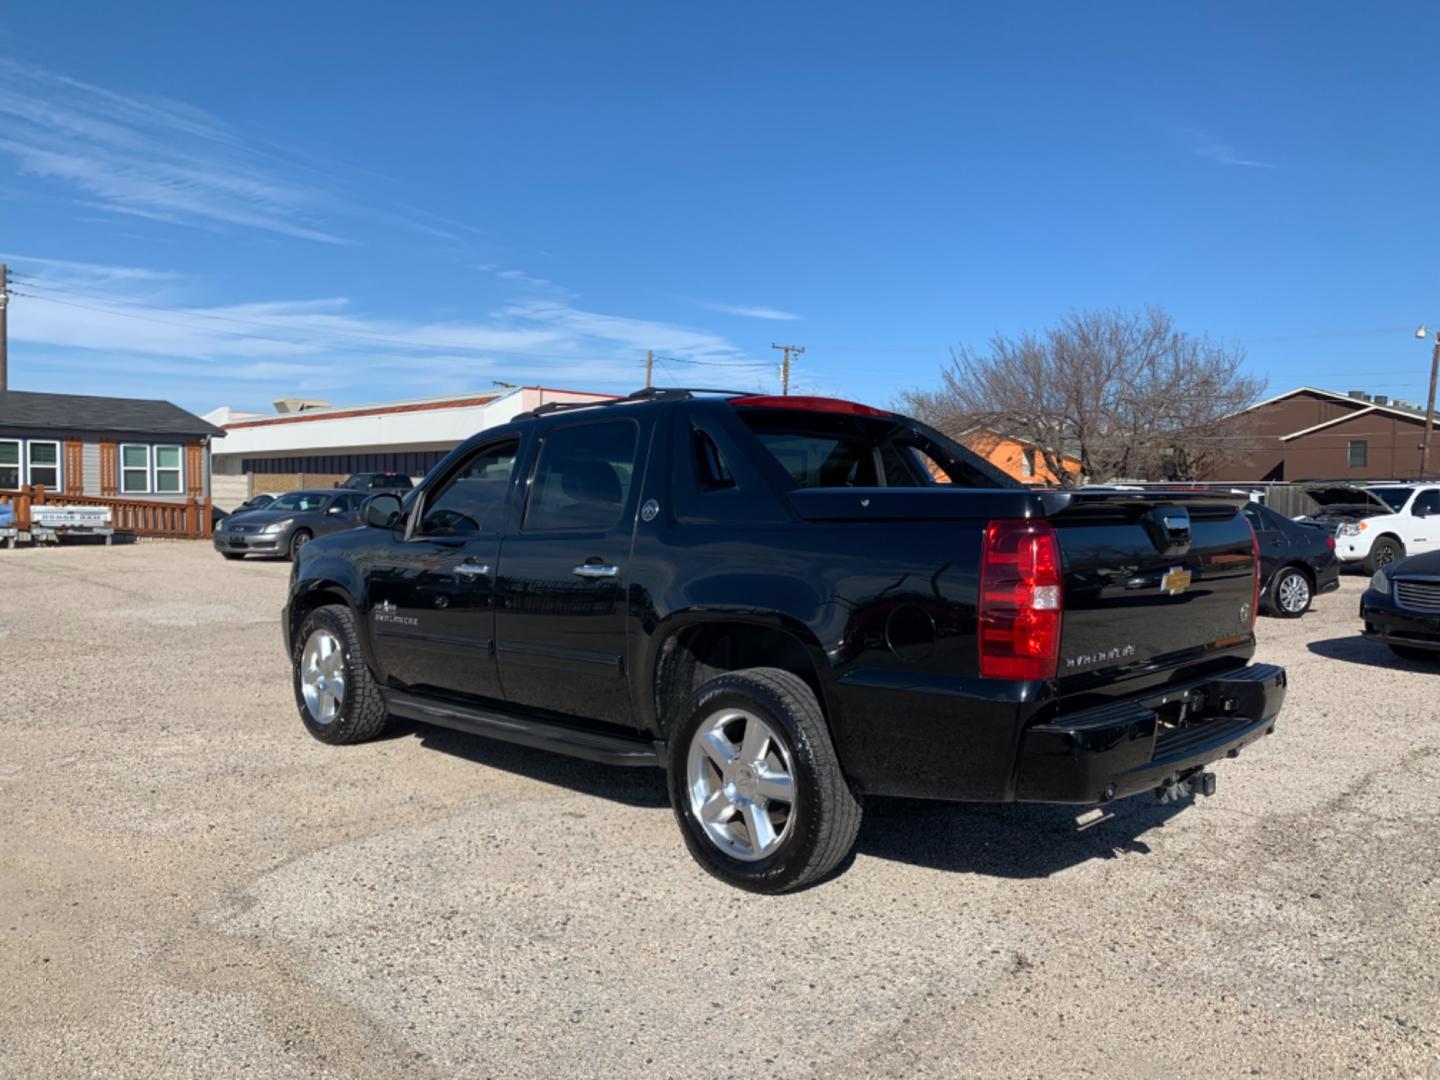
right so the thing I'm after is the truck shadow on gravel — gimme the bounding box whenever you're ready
[391,716,1191,879]
[1307,636,1440,672]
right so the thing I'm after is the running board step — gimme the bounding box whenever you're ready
[385,690,663,767]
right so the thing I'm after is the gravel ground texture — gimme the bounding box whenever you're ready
[1,541,1437,1079]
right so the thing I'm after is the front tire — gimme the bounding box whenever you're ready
[288,529,313,561]
[1364,537,1404,575]
[667,668,862,894]
[1268,566,1312,617]
[291,604,389,744]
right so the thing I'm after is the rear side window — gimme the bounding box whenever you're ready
[418,440,519,535]
[524,421,638,532]
[734,408,998,488]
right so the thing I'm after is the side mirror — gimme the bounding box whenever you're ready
[363,493,404,529]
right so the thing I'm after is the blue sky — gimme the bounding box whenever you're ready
[2,1,1439,415]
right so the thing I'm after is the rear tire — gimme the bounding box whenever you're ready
[1364,537,1405,575]
[292,604,389,744]
[1268,566,1312,617]
[1388,643,1439,662]
[666,667,862,894]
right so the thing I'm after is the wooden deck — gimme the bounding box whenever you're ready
[3,485,214,539]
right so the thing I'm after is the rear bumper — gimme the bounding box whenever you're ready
[1014,663,1286,804]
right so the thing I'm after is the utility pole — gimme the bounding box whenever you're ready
[1423,330,1440,480]
[0,264,9,393]
[771,342,804,396]
[645,349,654,389]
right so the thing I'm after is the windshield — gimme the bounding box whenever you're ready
[268,492,330,512]
[1368,486,1414,512]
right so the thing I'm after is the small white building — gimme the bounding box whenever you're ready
[205,385,612,509]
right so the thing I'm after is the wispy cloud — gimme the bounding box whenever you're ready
[0,59,493,246]
[1189,133,1276,170]
[695,299,803,321]
[0,59,354,242]
[4,254,776,407]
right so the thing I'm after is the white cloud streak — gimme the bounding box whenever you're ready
[5,255,774,408]
[695,299,803,321]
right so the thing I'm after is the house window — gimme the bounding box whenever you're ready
[0,440,19,490]
[1021,448,1037,479]
[121,444,151,493]
[1348,440,1368,468]
[27,440,61,489]
[154,445,183,493]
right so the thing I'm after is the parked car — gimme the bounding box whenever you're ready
[237,492,279,512]
[283,389,1286,893]
[338,472,413,492]
[1299,483,1440,573]
[213,489,366,560]
[1361,549,1440,661]
[1241,501,1340,617]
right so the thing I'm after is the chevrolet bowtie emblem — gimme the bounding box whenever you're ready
[1160,567,1192,596]
[377,600,397,614]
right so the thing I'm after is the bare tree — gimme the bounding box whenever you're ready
[900,306,1265,484]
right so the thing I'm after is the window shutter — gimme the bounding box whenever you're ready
[99,442,118,496]
[64,441,84,494]
[186,444,204,496]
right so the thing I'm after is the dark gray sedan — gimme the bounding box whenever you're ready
[212,489,366,561]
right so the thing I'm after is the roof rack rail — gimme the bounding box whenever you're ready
[519,387,755,419]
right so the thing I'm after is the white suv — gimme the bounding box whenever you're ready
[1302,483,1440,573]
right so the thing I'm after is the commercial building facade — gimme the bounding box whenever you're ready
[209,385,612,508]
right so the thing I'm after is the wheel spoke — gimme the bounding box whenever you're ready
[739,718,770,764]
[700,788,735,824]
[754,767,793,804]
[743,803,778,854]
[700,729,737,772]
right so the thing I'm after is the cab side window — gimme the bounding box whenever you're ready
[1413,490,1440,516]
[523,421,638,532]
[417,440,519,536]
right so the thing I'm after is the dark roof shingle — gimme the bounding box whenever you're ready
[0,390,224,438]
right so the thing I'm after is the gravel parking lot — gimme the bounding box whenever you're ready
[1,541,1437,1078]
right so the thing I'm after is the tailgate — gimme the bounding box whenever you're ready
[1047,490,1256,679]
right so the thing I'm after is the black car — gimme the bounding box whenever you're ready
[1241,501,1340,617]
[283,389,1285,893]
[339,472,413,492]
[1360,548,1440,661]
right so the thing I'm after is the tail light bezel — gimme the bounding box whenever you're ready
[978,518,1063,680]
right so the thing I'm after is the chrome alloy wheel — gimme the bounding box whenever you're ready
[686,708,796,862]
[1277,572,1310,614]
[300,628,346,725]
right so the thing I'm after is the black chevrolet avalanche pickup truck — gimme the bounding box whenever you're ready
[283,388,1287,892]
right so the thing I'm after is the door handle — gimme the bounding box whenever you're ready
[453,562,490,579]
[573,564,619,579]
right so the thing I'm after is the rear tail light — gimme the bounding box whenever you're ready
[979,519,1062,679]
[1325,536,1336,549]
[1250,529,1261,631]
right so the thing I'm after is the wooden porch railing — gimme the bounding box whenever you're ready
[4,485,214,539]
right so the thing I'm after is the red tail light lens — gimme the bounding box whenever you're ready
[979,519,1062,679]
[1325,536,1336,549]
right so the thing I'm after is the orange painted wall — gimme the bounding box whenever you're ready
[960,431,1082,485]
